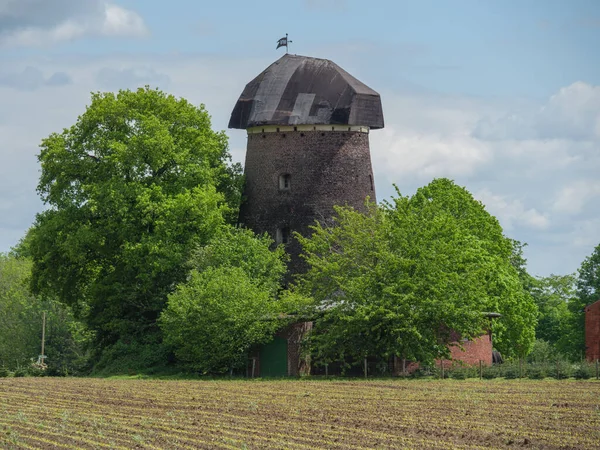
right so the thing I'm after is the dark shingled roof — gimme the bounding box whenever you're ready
[228,54,384,129]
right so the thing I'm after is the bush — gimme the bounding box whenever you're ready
[527,366,546,379]
[449,365,478,380]
[93,338,172,376]
[573,363,594,380]
[450,369,467,380]
[549,362,572,379]
[503,366,520,379]
[409,366,433,379]
[0,367,10,377]
[482,366,501,379]
[13,367,27,377]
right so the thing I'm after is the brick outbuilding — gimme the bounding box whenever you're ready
[585,299,600,362]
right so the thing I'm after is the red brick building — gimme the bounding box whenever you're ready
[585,299,600,362]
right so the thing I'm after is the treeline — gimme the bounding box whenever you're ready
[1,88,598,375]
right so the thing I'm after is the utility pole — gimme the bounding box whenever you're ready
[41,311,46,359]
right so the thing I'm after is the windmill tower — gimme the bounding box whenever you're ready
[229,54,384,276]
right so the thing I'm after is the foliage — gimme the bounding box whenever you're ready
[296,179,536,369]
[0,253,88,373]
[573,362,596,379]
[28,87,242,354]
[526,339,555,363]
[160,227,304,374]
[92,336,172,376]
[529,274,578,358]
[161,267,281,374]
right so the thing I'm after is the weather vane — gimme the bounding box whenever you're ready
[276,33,292,53]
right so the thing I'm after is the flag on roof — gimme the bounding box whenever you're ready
[276,36,288,50]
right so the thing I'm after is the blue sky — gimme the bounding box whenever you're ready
[1,0,599,277]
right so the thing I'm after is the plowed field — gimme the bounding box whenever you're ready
[1,378,599,449]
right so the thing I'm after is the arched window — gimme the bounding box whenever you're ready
[279,173,291,191]
[276,227,290,245]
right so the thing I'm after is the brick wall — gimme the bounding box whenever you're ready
[239,130,376,276]
[392,331,493,376]
[585,300,600,361]
[444,331,493,367]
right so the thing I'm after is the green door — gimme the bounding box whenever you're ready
[260,336,288,377]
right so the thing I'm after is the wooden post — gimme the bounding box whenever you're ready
[556,360,560,379]
[596,359,599,380]
[402,358,407,376]
[440,360,444,379]
[363,358,368,378]
[251,357,256,378]
[479,360,483,380]
[41,311,46,360]
[325,364,328,377]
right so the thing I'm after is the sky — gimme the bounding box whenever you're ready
[0,0,599,277]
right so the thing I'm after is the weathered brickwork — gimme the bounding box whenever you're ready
[585,300,600,361]
[444,332,493,367]
[391,332,493,375]
[239,130,376,275]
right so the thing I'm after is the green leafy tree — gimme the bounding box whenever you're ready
[296,179,536,368]
[160,227,302,373]
[529,274,577,358]
[0,254,87,373]
[28,87,242,356]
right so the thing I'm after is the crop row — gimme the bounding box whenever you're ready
[1,378,599,449]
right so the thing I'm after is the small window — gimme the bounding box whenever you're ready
[279,173,291,191]
[276,227,290,245]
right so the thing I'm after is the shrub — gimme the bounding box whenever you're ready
[527,367,546,379]
[549,362,572,379]
[482,366,500,379]
[450,369,467,380]
[13,367,27,377]
[0,367,10,377]
[503,366,519,379]
[573,364,593,380]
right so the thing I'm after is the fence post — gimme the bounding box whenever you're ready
[325,364,328,377]
[440,360,444,379]
[364,357,368,378]
[556,360,560,379]
[479,360,483,380]
[596,359,599,380]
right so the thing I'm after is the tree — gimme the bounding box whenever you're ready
[295,179,537,369]
[159,227,301,374]
[28,87,242,355]
[0,254,87,373]
[529,274,577,358]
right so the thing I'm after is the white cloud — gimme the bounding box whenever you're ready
[553,181,600,215]
[474,81,600,141]
[371,128,491,179]
[0,1,147,47]
[101,4,147,37]
[475,189,550,231]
